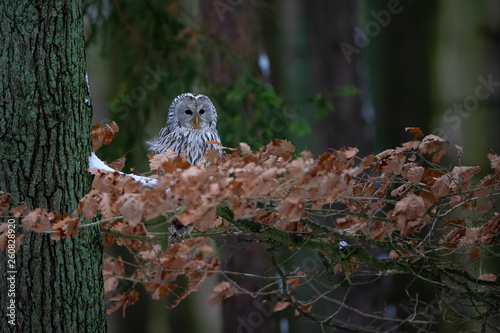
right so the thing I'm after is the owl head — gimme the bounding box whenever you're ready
[166,93,218,131]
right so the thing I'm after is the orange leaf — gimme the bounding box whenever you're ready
[405,127,424,138]
[469,247,480,261]
[92,121,119,152]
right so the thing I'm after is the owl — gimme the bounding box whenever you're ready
[147,93,221,165]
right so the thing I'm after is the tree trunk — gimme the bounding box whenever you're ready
[0,1,106,332]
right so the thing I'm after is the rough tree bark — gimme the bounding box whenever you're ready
[0,1,106,332]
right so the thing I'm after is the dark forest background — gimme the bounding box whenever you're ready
[83,0,500,332]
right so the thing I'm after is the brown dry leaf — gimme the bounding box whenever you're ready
[10,204,26,218]
[479,214,500,244]
[92,121,119,152]
[78,190,100,219]
[487,153,500,172]
[401,140,421,150]
[239,142,252,156]
[469,247,480,261]
[375,149,404,174]
[431,175,451,197]
[104,256,125,277]
[451,166,481,182]
[287,271,305,289]
[107,289,139,318]
[145,270,177,300]
[391,194,426,237]
[391,184,411,197]
[432,145,449,163]
[206,140,222,145]
[21,208,55,232]
[0,194,11,215]
[273,302,291,312]
[149,150,177,171]
[405,127,424,138]
[275,188,307,227]
[108,155,127,172]
[419,134,445,154]
[208,281,238,306]
[360,154,375,169]
[402,164,424,184]
[478,273,497,282]
[104,233,115,246]
[117,193,144,226]
[104,277,119,297]
[51,216,80,240]
[204,149,220,164]
[300,304,312,313]
[340,147,359,160]
[0,224,24,253]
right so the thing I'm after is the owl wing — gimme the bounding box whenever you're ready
[147,125,172,154]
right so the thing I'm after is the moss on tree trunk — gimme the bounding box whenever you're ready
[0,1,106,332]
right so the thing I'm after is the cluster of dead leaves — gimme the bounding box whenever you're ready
[2,125,500,314]
[105,238,219,316]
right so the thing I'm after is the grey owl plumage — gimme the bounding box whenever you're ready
[147,93,221,165]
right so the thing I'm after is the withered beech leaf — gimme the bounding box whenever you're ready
[391,194,426,237]
[469,247,480,261]
[0,194,11,215]
[402,164,424,184]
[487,153,500,172]
[432,145,448,163]
[478,273,497,282]
[92,121,119,152]
[275,188,307,227]
[208,281,238,306]
[204,149,220,164]
[107,289,139,318]
[273,302,291,312]
[405,127,424,138]
[149,150,177,172]
[10,204,26,218]
[108,155,127,172]
[117,194,144,226]
[419,134,445,154]
[239,142,252,156]
[431,175,451,197]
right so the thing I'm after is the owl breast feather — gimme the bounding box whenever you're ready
[148,127,221,165]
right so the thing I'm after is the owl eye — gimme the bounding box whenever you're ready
[199,109,205,115]
[185,110,193,115]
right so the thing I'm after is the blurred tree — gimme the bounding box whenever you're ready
[360,0,438,151]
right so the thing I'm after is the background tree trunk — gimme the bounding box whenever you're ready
[0,1,106,332]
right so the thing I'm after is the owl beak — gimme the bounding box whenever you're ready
[192,116,201,129]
